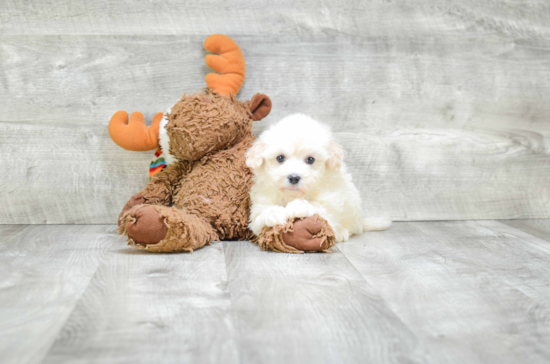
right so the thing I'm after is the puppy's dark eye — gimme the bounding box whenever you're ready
[306,157,315,165]
[276,155,285,163]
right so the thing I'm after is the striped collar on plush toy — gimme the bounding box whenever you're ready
[149,147,167,179]
[149,110,178,179]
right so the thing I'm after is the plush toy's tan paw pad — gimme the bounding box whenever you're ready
[283,216,332,251]
[118,193,146,226]
[125,205,168,245]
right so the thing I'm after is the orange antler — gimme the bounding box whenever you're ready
[204,34,246,96]
[108,111,162,151]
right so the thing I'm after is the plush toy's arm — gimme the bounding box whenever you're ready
[117,162,193,226]
[140,161,193,206]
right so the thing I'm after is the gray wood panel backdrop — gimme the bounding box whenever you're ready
[1,0,549,224]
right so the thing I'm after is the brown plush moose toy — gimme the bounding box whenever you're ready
[109,34,335,253]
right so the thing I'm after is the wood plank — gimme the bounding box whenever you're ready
[2,35,550,127]
[499,219,550,242]
[222,241,418,364]
[338,221,550,363]
[0,225,114,364]
[42,241,239,364]
[474,220,550,293]
[1,0,549,37]
[1,34,549,223]
[0,121,151,224]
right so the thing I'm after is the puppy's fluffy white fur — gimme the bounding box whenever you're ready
[246,114,391,243]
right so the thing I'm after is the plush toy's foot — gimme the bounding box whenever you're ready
[118,193,146,226]
[254,215,336,253]
[118,204,219,253]
[123,205,168,245]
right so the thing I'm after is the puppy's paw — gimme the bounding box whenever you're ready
[334,228,350,243]
[285,199,316,220]
[261,205,288,228]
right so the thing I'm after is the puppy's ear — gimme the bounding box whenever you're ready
[246,140,267,169]
[326,139,344,170]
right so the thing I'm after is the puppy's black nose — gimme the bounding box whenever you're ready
[288,175,301,185]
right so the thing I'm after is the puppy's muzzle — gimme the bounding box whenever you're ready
[288,174,301,185]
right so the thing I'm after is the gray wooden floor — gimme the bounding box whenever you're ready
[1,220,549,364]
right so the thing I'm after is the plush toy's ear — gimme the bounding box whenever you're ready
[326,139,344,170]
[246,140,267,169]
[249,94,272,121]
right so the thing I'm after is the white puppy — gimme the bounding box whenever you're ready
[246,113,391,243]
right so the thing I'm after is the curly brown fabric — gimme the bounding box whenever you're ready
[140,162,193,206]
[254,215,336,253]
[155,135,256,241]
[166,89,254,162]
